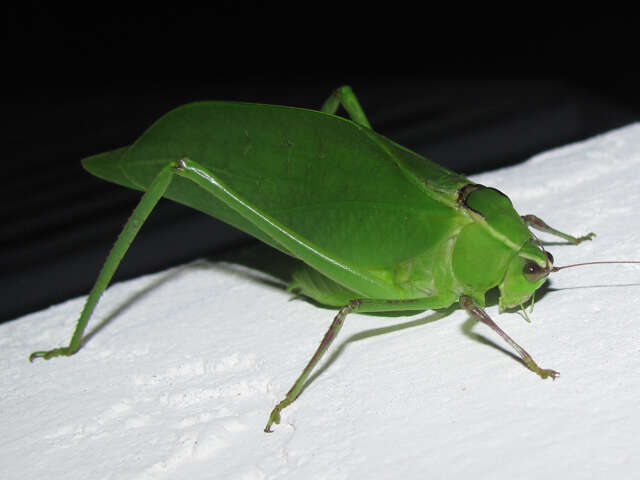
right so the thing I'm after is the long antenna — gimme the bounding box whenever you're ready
[552,261,640,272]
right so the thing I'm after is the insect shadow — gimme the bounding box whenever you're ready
[210,242,518,394]
[79,266,188,348]
[462,277,640,370]
[215,242,639,386]
[459,280,561,367]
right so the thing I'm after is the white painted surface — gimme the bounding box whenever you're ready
[3,124,640,479]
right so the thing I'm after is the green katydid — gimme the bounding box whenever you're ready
[30,86,631,433]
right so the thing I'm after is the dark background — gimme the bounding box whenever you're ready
[4,7,640,321]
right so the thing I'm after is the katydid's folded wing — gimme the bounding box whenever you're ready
[85,102,471,300]
[83,143,291,256]
[363,130,470,207]
[83,147,137,190]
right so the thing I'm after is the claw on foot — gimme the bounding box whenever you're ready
[524,358,559,380]
[29,346,74,362]
[538,368,560,380]
[264,408,281,433]
[573,232,596,245]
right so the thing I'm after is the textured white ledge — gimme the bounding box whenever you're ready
[2,124,640,479]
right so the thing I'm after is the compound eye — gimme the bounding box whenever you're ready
[523,261,547,282]
[545,251,554,265]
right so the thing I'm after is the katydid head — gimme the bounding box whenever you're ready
[498,240,553,311]
[499,242,640,312]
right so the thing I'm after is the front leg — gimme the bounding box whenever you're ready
[460,295,558,379]
[522,214,595,245]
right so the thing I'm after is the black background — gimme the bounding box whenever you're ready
[4,6,640,321]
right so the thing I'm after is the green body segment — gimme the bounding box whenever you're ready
[84,101,538,308]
